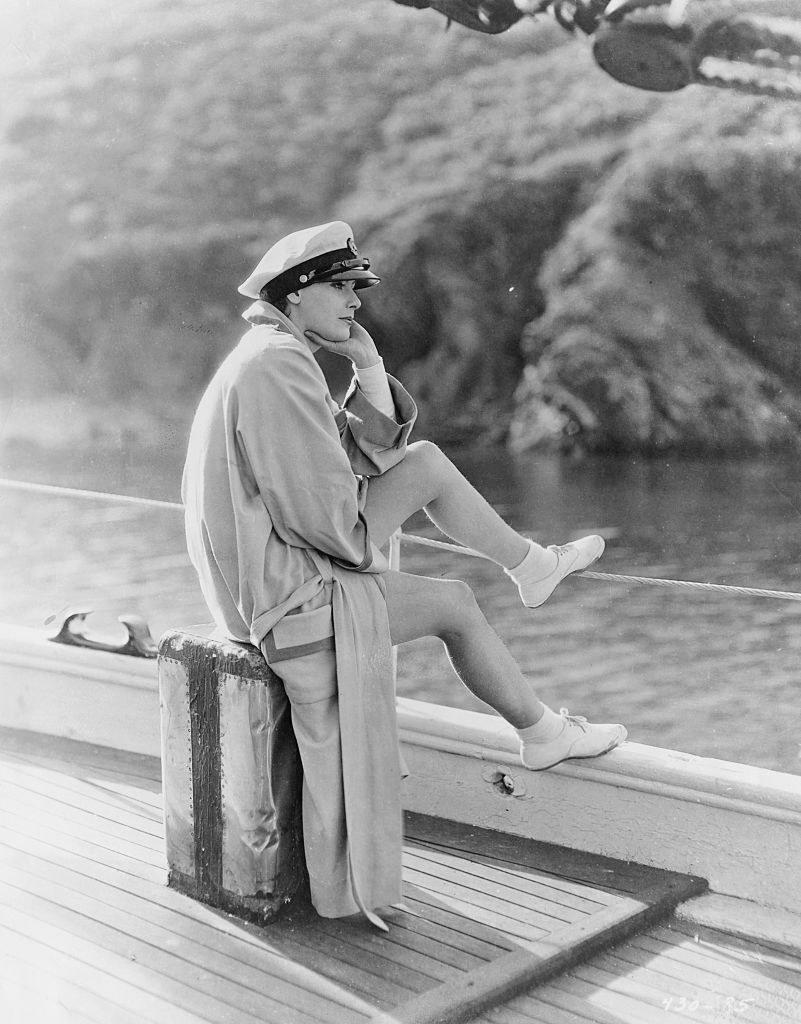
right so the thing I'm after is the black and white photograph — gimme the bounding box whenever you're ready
[1,1,800,1021]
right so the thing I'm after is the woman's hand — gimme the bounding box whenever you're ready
[305,321,381,369]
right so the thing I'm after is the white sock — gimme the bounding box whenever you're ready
[517,706,564,744]
[505,540,557,583]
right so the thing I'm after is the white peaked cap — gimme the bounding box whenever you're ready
[238,221,380,300]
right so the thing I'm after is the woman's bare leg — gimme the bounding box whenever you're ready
[382,569,545,728]
[363,440,530,567]
[370,445,627,763]
[364,439,606,611]
[382,570,628,765]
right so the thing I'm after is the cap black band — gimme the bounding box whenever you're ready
[261,248,371,303]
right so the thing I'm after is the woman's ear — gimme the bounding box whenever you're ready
[285,291,301,306]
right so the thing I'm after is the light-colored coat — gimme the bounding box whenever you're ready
[182,302,417,923]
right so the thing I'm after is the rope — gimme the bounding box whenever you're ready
[3,475,801,603]
[400,532,495,562]
[399,532,801,603]
[0,477,183,512]
[578,569,801,602]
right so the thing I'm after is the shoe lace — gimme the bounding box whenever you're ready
[559,708,588,732]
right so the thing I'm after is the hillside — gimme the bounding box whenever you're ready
[1,0,800,455]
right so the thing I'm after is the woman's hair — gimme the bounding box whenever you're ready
[260,284,290,314]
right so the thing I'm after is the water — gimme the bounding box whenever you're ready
[2,443,800,774]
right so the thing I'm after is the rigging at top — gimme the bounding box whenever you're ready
[389,0,801,99]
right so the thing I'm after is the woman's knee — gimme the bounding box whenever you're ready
[405,439,449,477]
[433,578,481,637]
[383,571,480,645]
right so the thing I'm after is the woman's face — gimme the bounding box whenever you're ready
[287,280,361,342]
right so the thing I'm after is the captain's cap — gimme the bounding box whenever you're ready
[238,221,380,301]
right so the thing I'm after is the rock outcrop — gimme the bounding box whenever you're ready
[509,102,801,454]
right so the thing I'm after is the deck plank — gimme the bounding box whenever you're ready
[0,882,327,1024]
[0,760,163,835]
[0,826,392,1017]
[0,727,161,783]
[571,959,756,1024]
[623,932,801,1012]
[0,908,255,1024]
[0,750,163,816]
[0,772,164,846]
[405,843,611,914]
[482,1000,585,1024]
[0,792,166,865]
[0,730,709,1024]
[0,940,161,1024]
[0,811,169,884]
[0,853,370,1023]
[258,918,420,1009]
[676,892,801,961]
[537,977,674,1024]
[471,917,801,1024]
[310,913,478,978]
[299,918,451,991]
[404,847,589,927]
[398,891,519,955]
[0,855,374,1022]
[587,949,795,1024]
[662,920,801,983]
[401,865,554,942]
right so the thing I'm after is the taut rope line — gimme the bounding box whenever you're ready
[397,532,801,603]
[0,477,183,512]
[3,476,801,604]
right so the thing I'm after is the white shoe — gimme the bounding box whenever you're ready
[518,535,605,608]
[520,709,627,771]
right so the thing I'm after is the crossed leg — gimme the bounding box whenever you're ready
[361,440,627,761]
[363,440,530,569]
[362,440,546,729]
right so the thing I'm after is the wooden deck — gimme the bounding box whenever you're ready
[469,917,801,1023]
[0,728,795,1024]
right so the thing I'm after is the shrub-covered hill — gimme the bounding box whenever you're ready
[352,62,801,450]
[1,0,800,455]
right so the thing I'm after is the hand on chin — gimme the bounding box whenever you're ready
[305,324,351,352]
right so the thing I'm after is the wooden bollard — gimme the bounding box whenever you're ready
[157,628,307,922]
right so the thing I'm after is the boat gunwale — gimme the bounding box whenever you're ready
[2,621,801,823]
[397,697,801,823]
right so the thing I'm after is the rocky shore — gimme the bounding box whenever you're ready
[356,61,801,454]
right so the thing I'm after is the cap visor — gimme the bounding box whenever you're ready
[327,269,381,289]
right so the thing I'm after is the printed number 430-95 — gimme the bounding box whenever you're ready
[662,996,755,1015]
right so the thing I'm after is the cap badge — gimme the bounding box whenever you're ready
[347,237,360,256]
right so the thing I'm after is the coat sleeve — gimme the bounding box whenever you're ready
[233,343,384,572]
[336,374,417,477]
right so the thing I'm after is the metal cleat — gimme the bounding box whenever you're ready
[45,607,158,658]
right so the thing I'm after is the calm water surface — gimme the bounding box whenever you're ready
[2,442,800,773]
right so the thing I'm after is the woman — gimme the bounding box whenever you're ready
[182,221,626,928]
